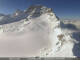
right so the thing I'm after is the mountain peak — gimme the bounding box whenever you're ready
[26,5,53,17]
[0,5,80,57]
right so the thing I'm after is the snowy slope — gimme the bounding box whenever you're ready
[0,5,80,57]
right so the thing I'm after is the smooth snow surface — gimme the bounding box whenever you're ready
[0,14,51,57]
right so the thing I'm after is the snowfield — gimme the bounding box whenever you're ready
[0,14,51,57]
[0,5,80,57]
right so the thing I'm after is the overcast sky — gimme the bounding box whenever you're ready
[0,0,80,20]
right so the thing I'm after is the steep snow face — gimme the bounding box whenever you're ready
[0,5,80,57]
[0,5,58,57]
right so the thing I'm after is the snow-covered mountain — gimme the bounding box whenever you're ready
[0,5,80,57]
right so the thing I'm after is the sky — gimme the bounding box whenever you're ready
[0,0,80,20]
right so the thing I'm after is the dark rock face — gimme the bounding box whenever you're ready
[26,5,53,18]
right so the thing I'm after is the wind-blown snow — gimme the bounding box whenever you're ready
[0,5,80,57]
